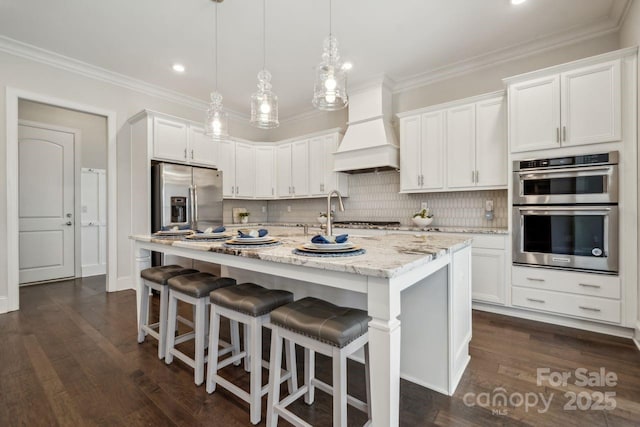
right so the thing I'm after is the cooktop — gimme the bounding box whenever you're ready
[332,221,401,226]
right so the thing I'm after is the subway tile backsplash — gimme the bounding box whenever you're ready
[263,171,508,228]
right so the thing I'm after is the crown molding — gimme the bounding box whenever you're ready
[0,34,247,120]
[392,0,632,94]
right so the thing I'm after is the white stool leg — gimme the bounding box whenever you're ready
[206,304,221,394]
[164,290,177,364]
[137,281,150,343]
[230,319,241,367]
[194,297,207,386]
[249,317,262,425]
[304,348,315,405]
[266,328,283,427]
[364,343,372,420]
[284,339,298,394]
[243,323,250,372]
[332,347,347,427]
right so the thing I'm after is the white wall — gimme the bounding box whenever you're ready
[0,49,258,303]
[618,0,640,338]
[18,99,108,169]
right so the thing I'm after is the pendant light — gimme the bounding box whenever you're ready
[250,0,279,128]
[312,0,348,111]
[205,0,228,139]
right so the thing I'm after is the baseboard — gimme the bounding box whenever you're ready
[472,301,635,339]
[115,276,134,292]
[634,322,640,352]
[0,296,7,314]
[82,264,106,277]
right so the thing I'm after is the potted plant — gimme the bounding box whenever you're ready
[412,208,434,227]
[238,211,250,224]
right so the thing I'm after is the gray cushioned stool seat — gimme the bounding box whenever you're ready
[167,272,236,298]
[270,297,371,348]
[141,265,199,285]
[210,282,293,317]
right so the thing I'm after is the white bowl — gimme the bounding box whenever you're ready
[412,216,433,227]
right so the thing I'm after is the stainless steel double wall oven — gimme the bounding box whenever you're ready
[512,152,619,274]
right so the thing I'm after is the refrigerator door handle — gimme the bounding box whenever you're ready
[193,184,199,225]
[188,185,195,228]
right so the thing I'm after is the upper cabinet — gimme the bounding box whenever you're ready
[276,140,310,198]
[309,134,349,196]
[217,139,236,198]
[147,112,218,167]
[398,92,507,193]
[508,59,621,153]
[254,145,276,199]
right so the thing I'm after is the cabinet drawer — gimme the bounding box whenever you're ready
[512,287,621,324]
[512,266,620,299]
[472,234,506,250]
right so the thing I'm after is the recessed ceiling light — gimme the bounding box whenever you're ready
[172,63,186,73]
[342,62,353,71]
[511,0,526,4]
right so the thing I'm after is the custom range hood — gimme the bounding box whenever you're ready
[333,80,399,173]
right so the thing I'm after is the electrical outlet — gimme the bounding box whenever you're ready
[261,206,267,213]
[485,200,494,212]
[421,202,428,210]
[287,205,291,213]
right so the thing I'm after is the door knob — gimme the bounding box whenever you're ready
[65,221,72,226]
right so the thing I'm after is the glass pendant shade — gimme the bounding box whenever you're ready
[312,36,348,111]
[205,91,228,139]
[251,69,279,129]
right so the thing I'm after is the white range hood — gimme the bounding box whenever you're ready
[333,81,399,173]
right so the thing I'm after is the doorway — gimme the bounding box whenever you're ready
[18,120,79,284]
[5,88,118,312]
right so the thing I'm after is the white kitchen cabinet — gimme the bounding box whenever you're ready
[217,139,236,198]
[475,96,507,188]
[234,142,256,198]
[188,125,217,167]
[508,59,621,152]
[277,140,309,198]
[469,234,507,305]
[153,116,189,162]
[254,145,275,198]
[446,104,476,189]
[399,111,445,192]
[309,134,349,196]
[398,92,506,193]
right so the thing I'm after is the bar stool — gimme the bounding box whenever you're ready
[207,283,298,425]
[266,297,372,427]
[164,272,237,386]
[138,265,198,359]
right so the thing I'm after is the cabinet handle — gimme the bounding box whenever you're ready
[191,149,194,159]
[578,306,601,312]
[475,170,479,183]
[292,186,295,194]
[471,170,475,183]
[418,175,421,186]
[526,298,546,303]
[578,283,601,289]
[526,277,545,282]
[272,188,274,196]
[231,186,234,194]
[236,186,239,194]
[184,148,187,159]
[421,175,424,186]
[556,128,560,143]
[562,126,567,142]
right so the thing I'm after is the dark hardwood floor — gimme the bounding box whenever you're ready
[1,276,639,426]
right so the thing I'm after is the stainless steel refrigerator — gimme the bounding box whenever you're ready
[151,162,223,268]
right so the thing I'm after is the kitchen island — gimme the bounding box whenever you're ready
[130,228,472,427]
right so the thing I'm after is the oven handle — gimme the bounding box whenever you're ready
[518,165,614,178]
[517,206,613,215]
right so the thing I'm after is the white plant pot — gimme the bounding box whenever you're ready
[317,216,328,224]
[240,217,249,224]
[412,216,433,227]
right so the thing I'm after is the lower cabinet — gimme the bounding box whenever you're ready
[470,234,507,305]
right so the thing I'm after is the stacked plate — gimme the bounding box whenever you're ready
[153,229,194,237]
[297,241,360,254]
[224,235,280,246]
[185,232,232,240]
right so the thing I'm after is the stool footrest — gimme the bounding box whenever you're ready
[176,315,194,329]
[274,402,313,427]
[174,331,196,345]
[214,375,251,403]
[217,350,247,370]
[311,378,369,413]
[168,347,199,369]
[141,325,160,341]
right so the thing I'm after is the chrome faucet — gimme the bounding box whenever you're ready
[326,189,345,237]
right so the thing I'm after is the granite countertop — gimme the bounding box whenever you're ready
[130,226,472,279]
[228,222,509,235]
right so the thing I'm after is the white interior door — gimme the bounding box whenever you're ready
[19,123,75,284]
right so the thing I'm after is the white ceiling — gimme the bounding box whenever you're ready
[0,0,630,119]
